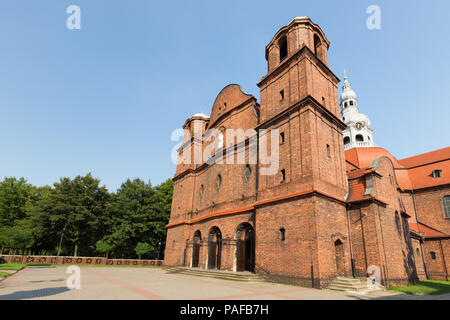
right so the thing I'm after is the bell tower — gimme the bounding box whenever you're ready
[255,17,351,288]
[257,16,347,199]
[340,71,376,150]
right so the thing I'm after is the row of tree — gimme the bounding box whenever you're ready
[0,174,173,259]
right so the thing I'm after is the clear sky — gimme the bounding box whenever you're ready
[0,0,449,191]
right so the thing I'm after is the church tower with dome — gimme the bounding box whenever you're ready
[165,17,449,289]
[340,71,375,150]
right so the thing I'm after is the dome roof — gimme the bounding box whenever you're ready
[345,147,413,190]
[192,113,209,119]
[343,112,371,126]
[346,147,403,169]
[341,87,357,102]
[340,71,357,102]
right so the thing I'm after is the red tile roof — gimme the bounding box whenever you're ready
[409,222,449,239]
[346,160,360,171]
[347,168,376,180]
[398,147,450,168]
[347,179,370,203]
[345,146,450,191]
[346,147,403,169]
[406,160,450,190]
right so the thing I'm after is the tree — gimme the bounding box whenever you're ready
[135,242,153,260]
[0,227,14,254]
[0,175,174,259]
[99,179,173,259]
[0,177,34,227]
[148,179,173,259]
[28,174,110,256]
[104,178,155,258]
[0,222,33,255]
[96,239,115,258]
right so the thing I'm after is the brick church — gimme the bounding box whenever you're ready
[164,17,450,288]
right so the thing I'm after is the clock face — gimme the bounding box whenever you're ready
[355,122,364,131]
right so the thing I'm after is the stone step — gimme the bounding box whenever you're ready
[327,277,384,292]
[182,273,262,282]
[335,277,366,283]
[167,267,257,276]
[180,270,262,281]
[331,282,364,288]
[327,284,368,291]
[331,280,367,287]
[166,267,263,282]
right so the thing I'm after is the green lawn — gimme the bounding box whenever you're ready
[0,272,12,279]
[390,280,450,295]
[0,263,27,271]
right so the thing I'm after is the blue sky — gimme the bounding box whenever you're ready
[0,0,449,191]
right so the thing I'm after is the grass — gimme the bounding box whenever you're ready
[0,263,27,271]
[0,272,12,279]
[390,280,450,296]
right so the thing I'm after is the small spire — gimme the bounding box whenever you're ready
[343,70,351,90]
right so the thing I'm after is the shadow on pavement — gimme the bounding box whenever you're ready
[0,286,70,300]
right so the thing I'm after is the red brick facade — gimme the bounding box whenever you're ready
[164,17,449,288]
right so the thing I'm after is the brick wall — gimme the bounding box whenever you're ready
[0,255,163,267]
[414,186,450,234]
[410,238,427,280]
[422,239,449,280]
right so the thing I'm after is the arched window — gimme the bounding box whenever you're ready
[430,252,436,260]
[395,212,401,235]
[280,132,285,145]
[281,169,286,183]
[218,131,224,149]
[416,248,420,257]
[279,36,288,62]
[443,196,450,219]
[314,34,321,56]
[356,135,364,142]
[193,230,201,242]
[344,137,350,145]
[244,165,252,181]
[216,174,222,189]
[200,184,204,198]
[279,228,286,242]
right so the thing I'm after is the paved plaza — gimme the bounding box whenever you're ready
[0,266,447,300]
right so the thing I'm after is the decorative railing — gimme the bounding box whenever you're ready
[344,141,372,150]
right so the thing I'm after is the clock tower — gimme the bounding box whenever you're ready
[340,71,375,150]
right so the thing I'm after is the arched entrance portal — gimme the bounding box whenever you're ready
[236,223,255,273]
[207,227,222,270]
[192,231,201,268]
[334,239,345,276]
